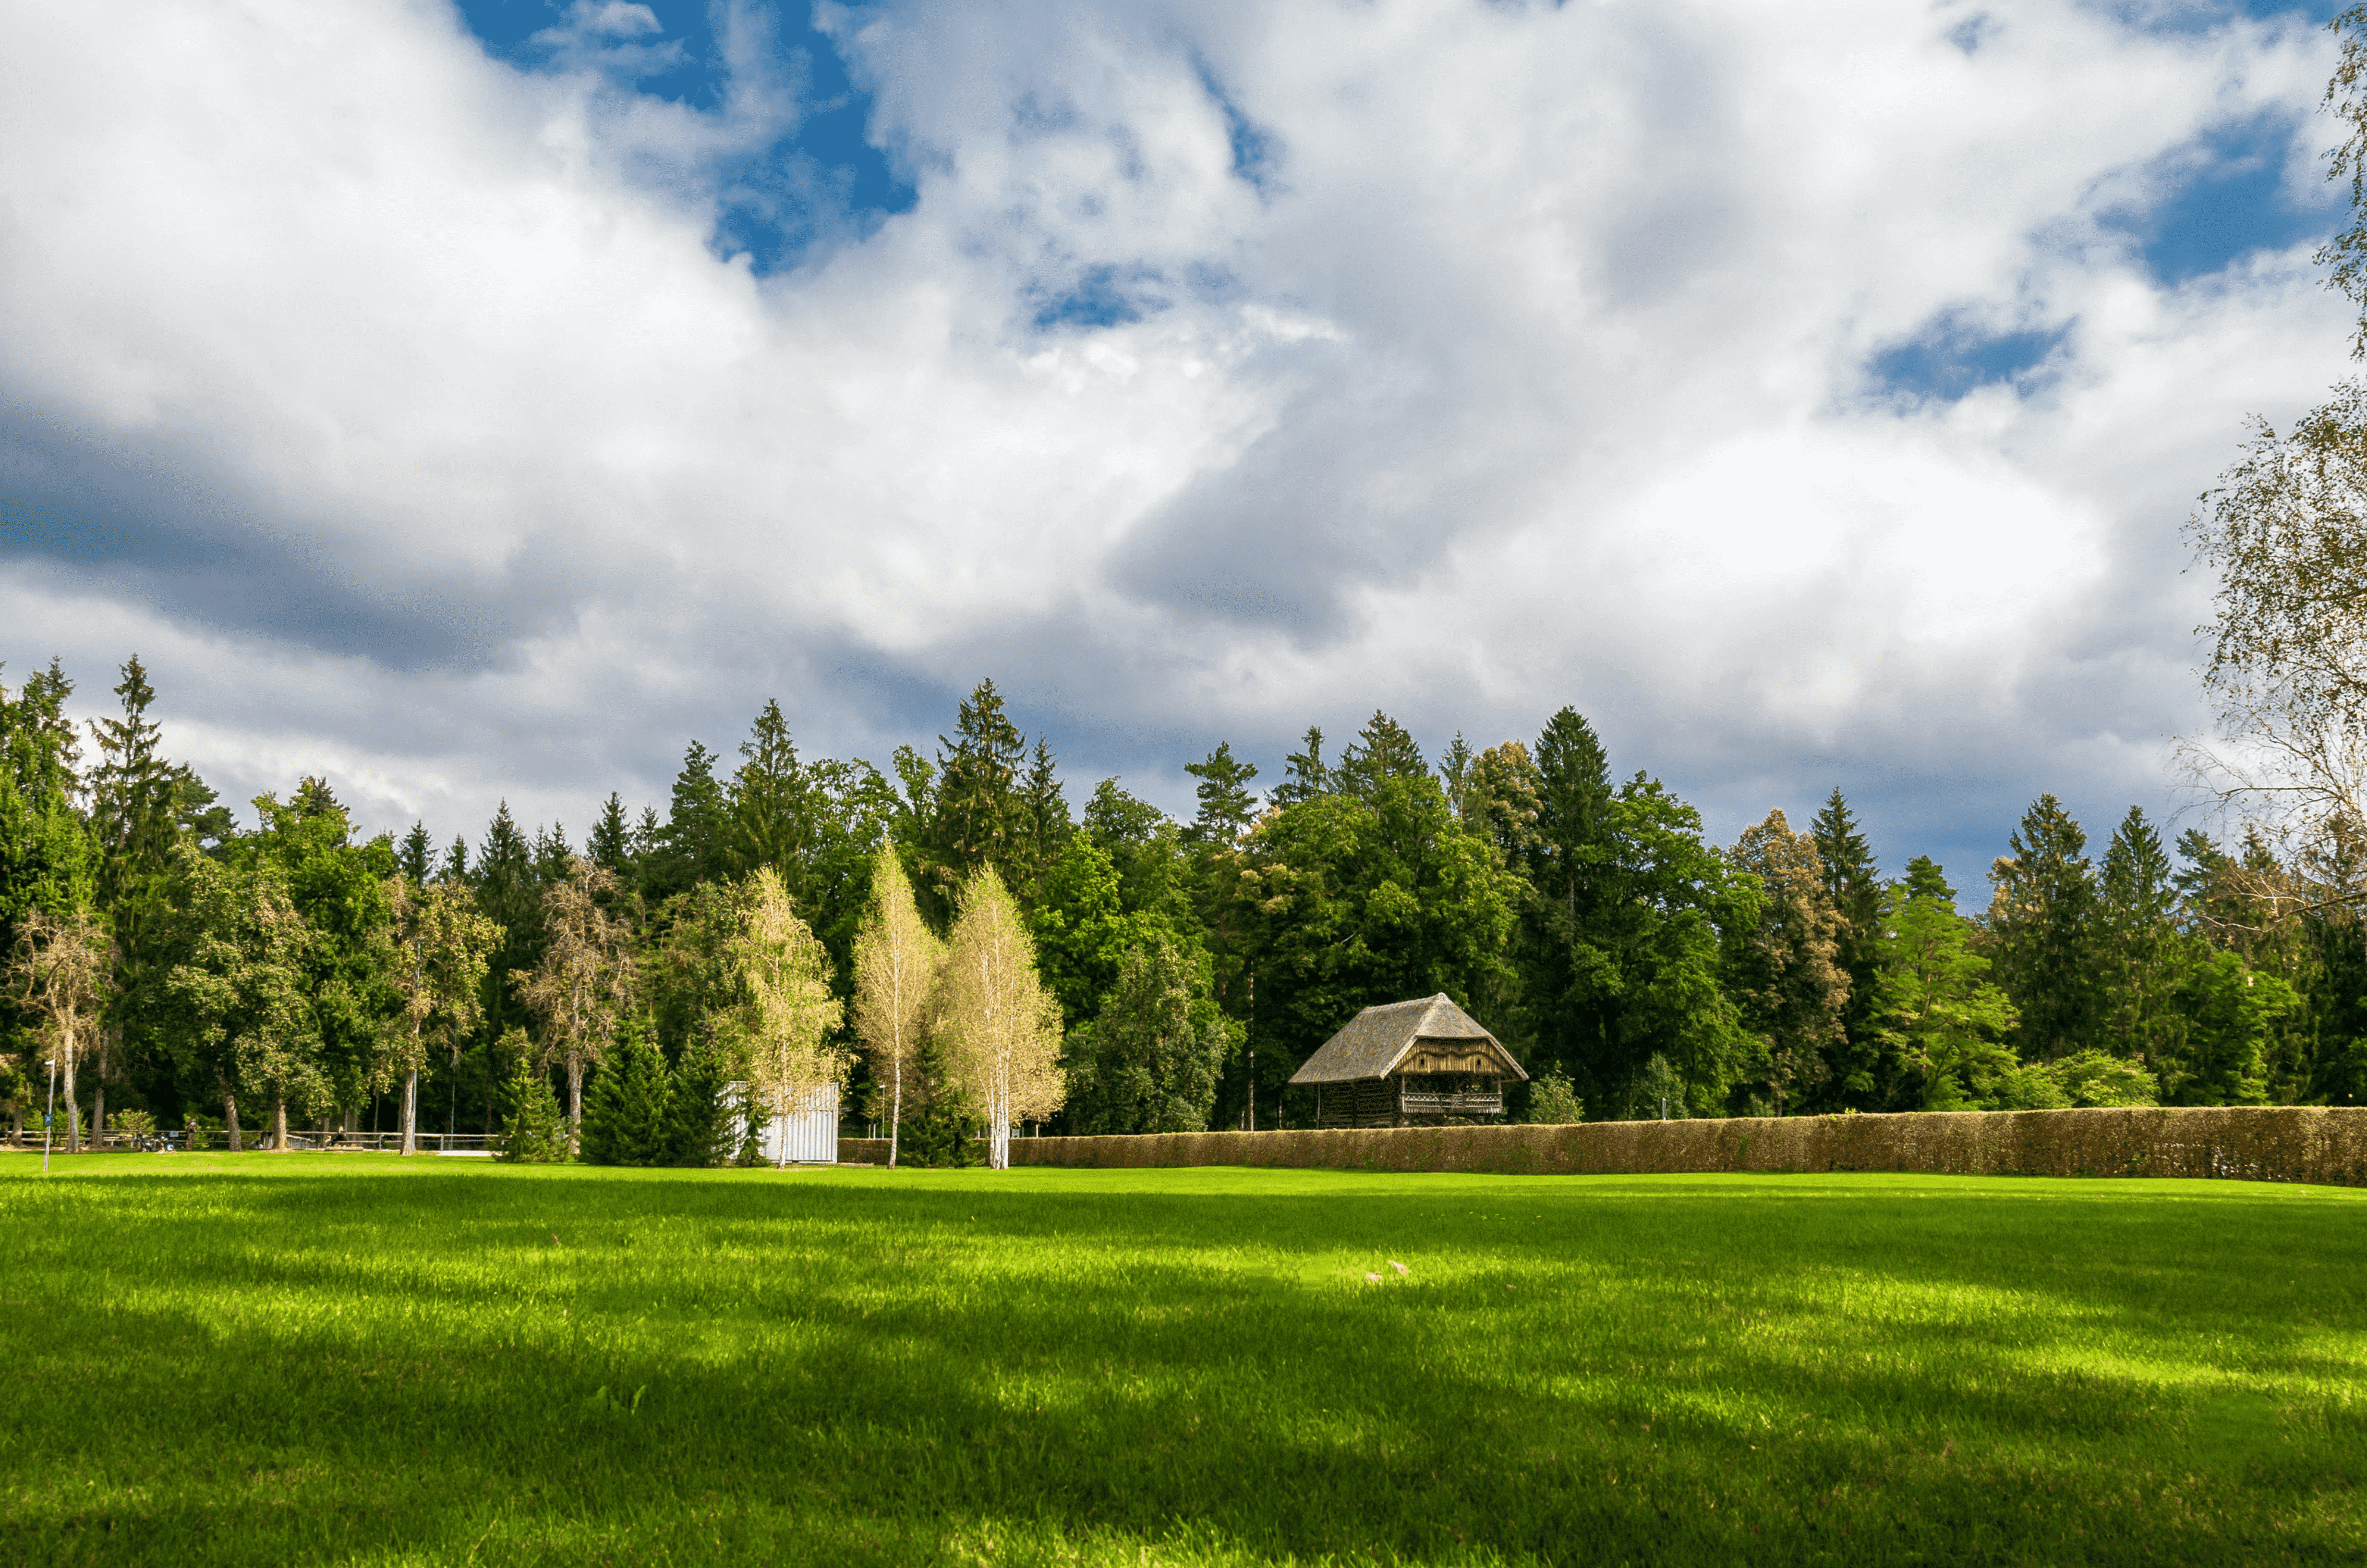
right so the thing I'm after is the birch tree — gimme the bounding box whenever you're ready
[937,866,1064,1169]
[515,858,633,1152]
[4,906,113,1153]
[851,847,939,1169]
[731,866,841,1169]
[388,875,500,1155]
[2185,388,2367,894]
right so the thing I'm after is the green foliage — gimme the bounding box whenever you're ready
[2050,1047,2161,1108]
[663,1034,737,1167]
[578,1019,672,1166]
[1063,934,1233,1135]
[1236,722,1523,1121]
[2172,951,2297,1105]
[1873,866,2024,1111]
[496,1040,568,1163]
[732,1084,765,1167]
[1519,706,1759,1117]
[1523,1068,1584,1125]
[1986,794,2103,1060]
[160,843,324,1128]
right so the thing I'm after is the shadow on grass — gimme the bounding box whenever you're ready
[0,1167,2361,1565]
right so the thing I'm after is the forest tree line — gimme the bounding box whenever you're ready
[5,656,2359,1166]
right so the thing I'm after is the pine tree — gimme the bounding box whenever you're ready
[398,823,434,888]
[731,699,813,887]
[587,793,634,886]
[1334,711,1428,803]
[1439,733,1474,818]
[2099,807,2182,1071]
[1986,795,2103,1060]
[663,1034,736,1167]
[578,1018,672,1166]
[1182,743,1260,847]
[85,657,183,1127]
[1016,736,1071,903]
[932,678,1028,894]
[1808,787,1886,1105]
[496,1034,567,1163]
[650,743,730,899]
[1267,727,1332,807]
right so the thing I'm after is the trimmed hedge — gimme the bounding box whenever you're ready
[947,1106,2367,1186]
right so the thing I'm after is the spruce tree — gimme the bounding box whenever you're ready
[578,1019,671,1166]
[649,742,730,900]
[1333,710,1429,803]
[731,699,813,887]
[587,793,634,886]
[1267,727,1332,807]
[1986,795,2104,1060]
[1809,787,1885,1104]
[932,678,1028,894]
[663,1034,736,1167]
[398,823,434,888]
[496,1041,568,1163]
[2099,807,2180,1069]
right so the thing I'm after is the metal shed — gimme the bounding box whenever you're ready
[754,1084,841,1164]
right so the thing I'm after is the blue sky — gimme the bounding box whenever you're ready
[1,0,2359,896]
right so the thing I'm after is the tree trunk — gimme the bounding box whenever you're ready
[64,1054,80,1153]
[91,1081,106,1149]
[401,1068,419,1156]
[567,1058,584,1155]
[889,1052,901,1171]
[224,1090,244,1153]
[272,1098,288,1150]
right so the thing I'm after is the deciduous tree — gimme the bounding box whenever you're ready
[731,866,841,1168]
[4,906,113,1151]
[516,859,635,1150]
[1726,809,1847,1115]
[937,867,1064,1168]
[851,846,940,1168]
[389,875,500,1155]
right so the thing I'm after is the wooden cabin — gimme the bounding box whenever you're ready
[1288,994,1527,1129]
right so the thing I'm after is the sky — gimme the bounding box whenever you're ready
[0,0,2358,893]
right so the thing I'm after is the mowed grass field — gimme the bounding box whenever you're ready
[0,1159,2361,1568]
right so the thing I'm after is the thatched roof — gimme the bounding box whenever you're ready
[1286,994,1527,1085]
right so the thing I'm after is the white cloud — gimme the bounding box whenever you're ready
[0,0,2353,876]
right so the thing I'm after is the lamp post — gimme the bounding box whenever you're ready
[42,1056,58,1175]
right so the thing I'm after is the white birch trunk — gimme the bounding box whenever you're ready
[566,1056,584,1154]
[401,1068,419,1155]
[63,1042,79,1154]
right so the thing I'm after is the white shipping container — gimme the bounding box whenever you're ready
[754,1084,840,1165]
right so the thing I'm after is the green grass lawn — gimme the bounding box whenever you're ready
[0,1157,2360,1567]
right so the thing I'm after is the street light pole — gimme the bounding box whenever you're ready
[42,1056,58,1175]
